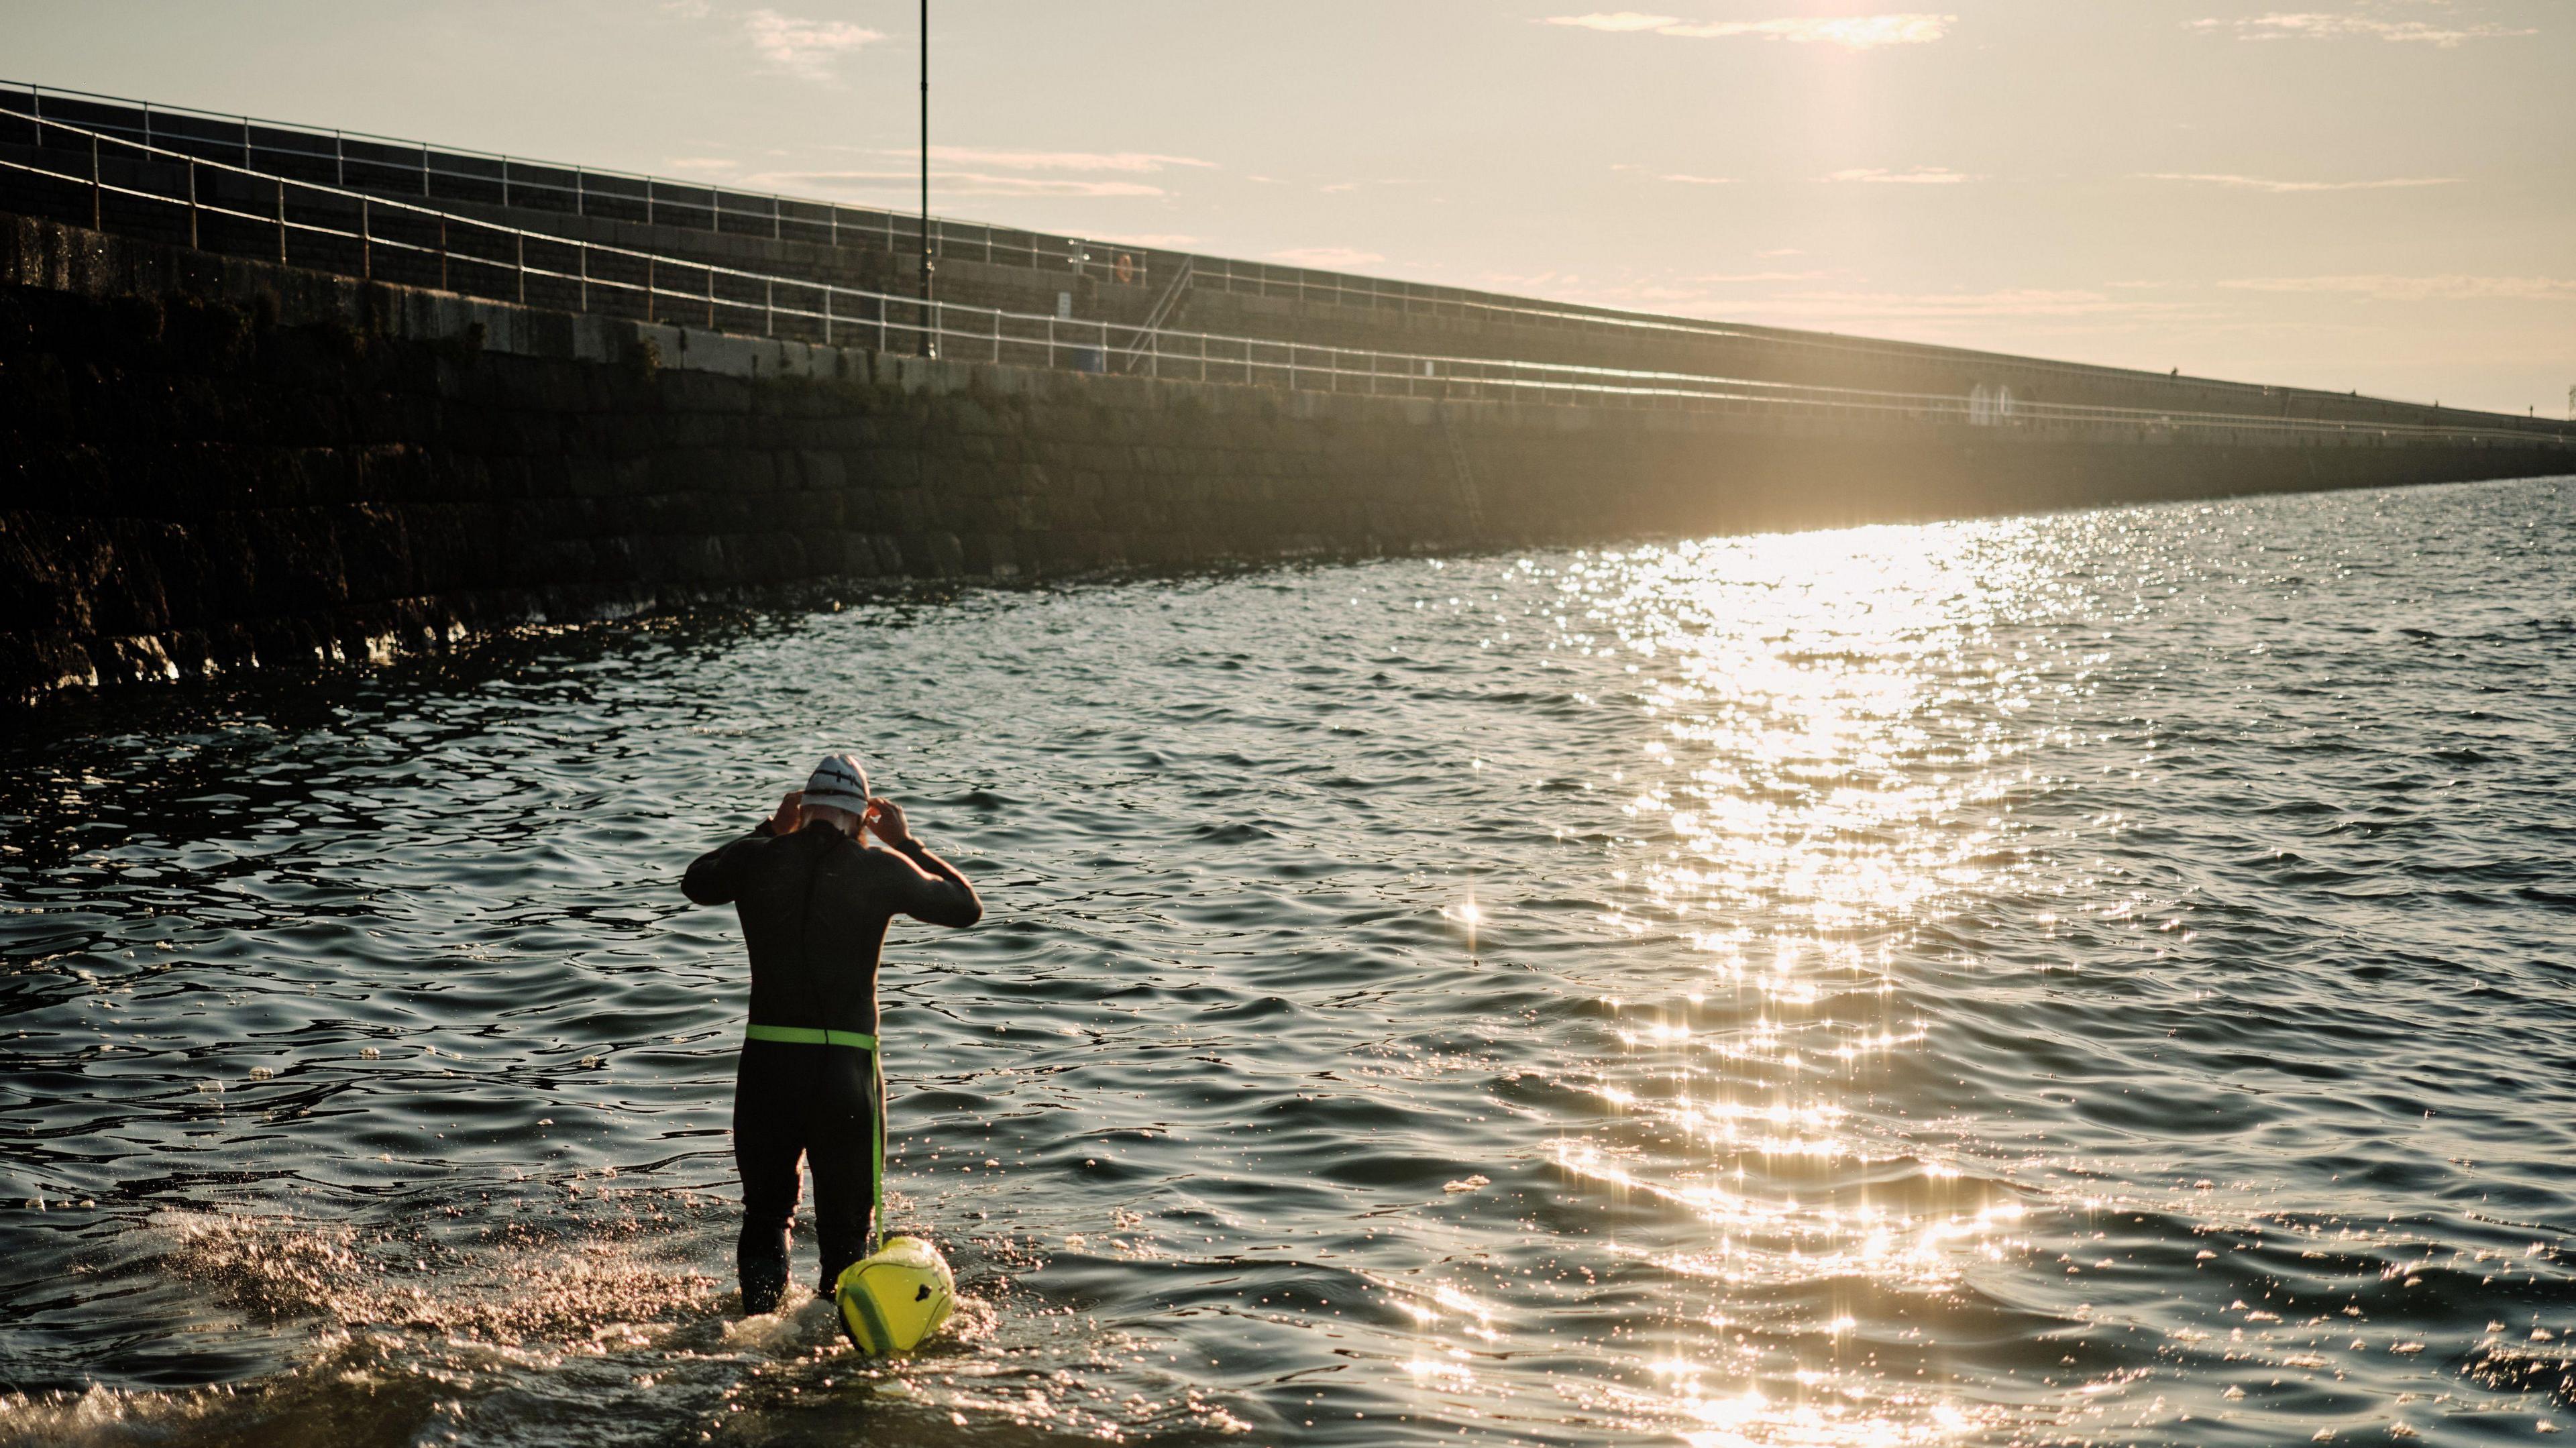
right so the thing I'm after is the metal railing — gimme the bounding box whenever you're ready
[1,110,2565,451]
[6,80,2569,439]
[0,79,1148,288]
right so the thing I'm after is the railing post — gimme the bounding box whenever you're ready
[576,166,586,219]
[335,129,344,188]
[516,232,526,305]
[241,114,250,168]
[90,133,101,230]
[823,288,833,347]
[360,197,370,280]
[186,159,198,250]
[705,267,714,329]
[577,245,586,313]
[276,176,287,265]
[439,216,448,290]
[502,156,511,208]
[646,256,654,323]
[765,278,773,337]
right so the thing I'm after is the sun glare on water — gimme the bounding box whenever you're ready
[1513,522,2088,1443]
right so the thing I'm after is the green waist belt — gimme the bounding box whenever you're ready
[745,1024,879,1050]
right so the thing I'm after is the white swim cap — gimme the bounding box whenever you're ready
[802,753,871,814]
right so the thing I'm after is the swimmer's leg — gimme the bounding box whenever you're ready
[807,1046,885,1294]
[733,1043,806,1314]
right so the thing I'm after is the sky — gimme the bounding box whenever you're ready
[9,0,2572,415]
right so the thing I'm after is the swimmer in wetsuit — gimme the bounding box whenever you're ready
[682,753,981,1314]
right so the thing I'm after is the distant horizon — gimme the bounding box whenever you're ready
[11,1,2570,415]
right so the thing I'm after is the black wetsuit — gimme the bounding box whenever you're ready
[682,819,980,1311]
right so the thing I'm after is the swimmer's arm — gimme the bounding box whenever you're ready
[682,794,800,905]
[887,838,981,928]
[865,797,981,928]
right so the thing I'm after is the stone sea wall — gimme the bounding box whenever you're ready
[3,212,2568,706]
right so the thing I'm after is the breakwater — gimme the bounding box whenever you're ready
[4,211,2571,706]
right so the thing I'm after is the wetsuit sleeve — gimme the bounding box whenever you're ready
[681,822,776,906]
[881,838,983,928]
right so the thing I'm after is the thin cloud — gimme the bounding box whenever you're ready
[1693,270,1833,281]
[750,168,1165,198]
[741,9,881,81]
[1824,166,1981,184]
[2186,14,2536,46]
[661,158,739,174]
[2142,172,2461,192]
[1546,11,1683,30]
[2220,274,2576,301]
[917,146,1216,174]
[1660,173,1739,185]
[1741,288,2196,320]
[1542,12,1957,48]
[1269,246,1386,269]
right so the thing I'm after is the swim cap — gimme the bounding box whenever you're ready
[836,1235,956,1354]
[802,753,871,815]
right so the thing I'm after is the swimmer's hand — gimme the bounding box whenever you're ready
[863,796,915,848]
[770,791,804,835]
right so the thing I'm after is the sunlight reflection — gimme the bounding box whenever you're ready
[1540,522,2067,1443]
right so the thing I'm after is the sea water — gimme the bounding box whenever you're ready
[2,476,2571,1446]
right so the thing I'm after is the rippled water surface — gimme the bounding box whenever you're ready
[5,477,2575,1447]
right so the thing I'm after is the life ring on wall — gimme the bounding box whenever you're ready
[1115,252,1135,285]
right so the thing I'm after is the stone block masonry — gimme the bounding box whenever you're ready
[3,211,2568,707]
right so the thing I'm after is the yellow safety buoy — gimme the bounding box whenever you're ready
[835,1235,955,1355]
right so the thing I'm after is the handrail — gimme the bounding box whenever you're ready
[1,111,2564,449]
[3,80,2563,433]
[0,79,1148,288]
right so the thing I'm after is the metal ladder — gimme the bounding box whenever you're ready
[1439,406,1490,538]
[1121,257,1195,374]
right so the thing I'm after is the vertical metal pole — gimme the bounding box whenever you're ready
[276,177,287,265]
[578,245,586,313]
[705,268,713,329]
[771,196,780,241]
[241,114,250,168]
[186,160,198,249]
[647,256,655,323]
[918,0,934,357]
[419,143,429,198]
[361,197,370,280]
[439,216,448,290]
[502,157,511,208]
[823,288,833,347]
[576,166,586,219]
[90,133,101,230]
[335,130,344,187]
[647,178,655,229]
[516,233,525,304]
